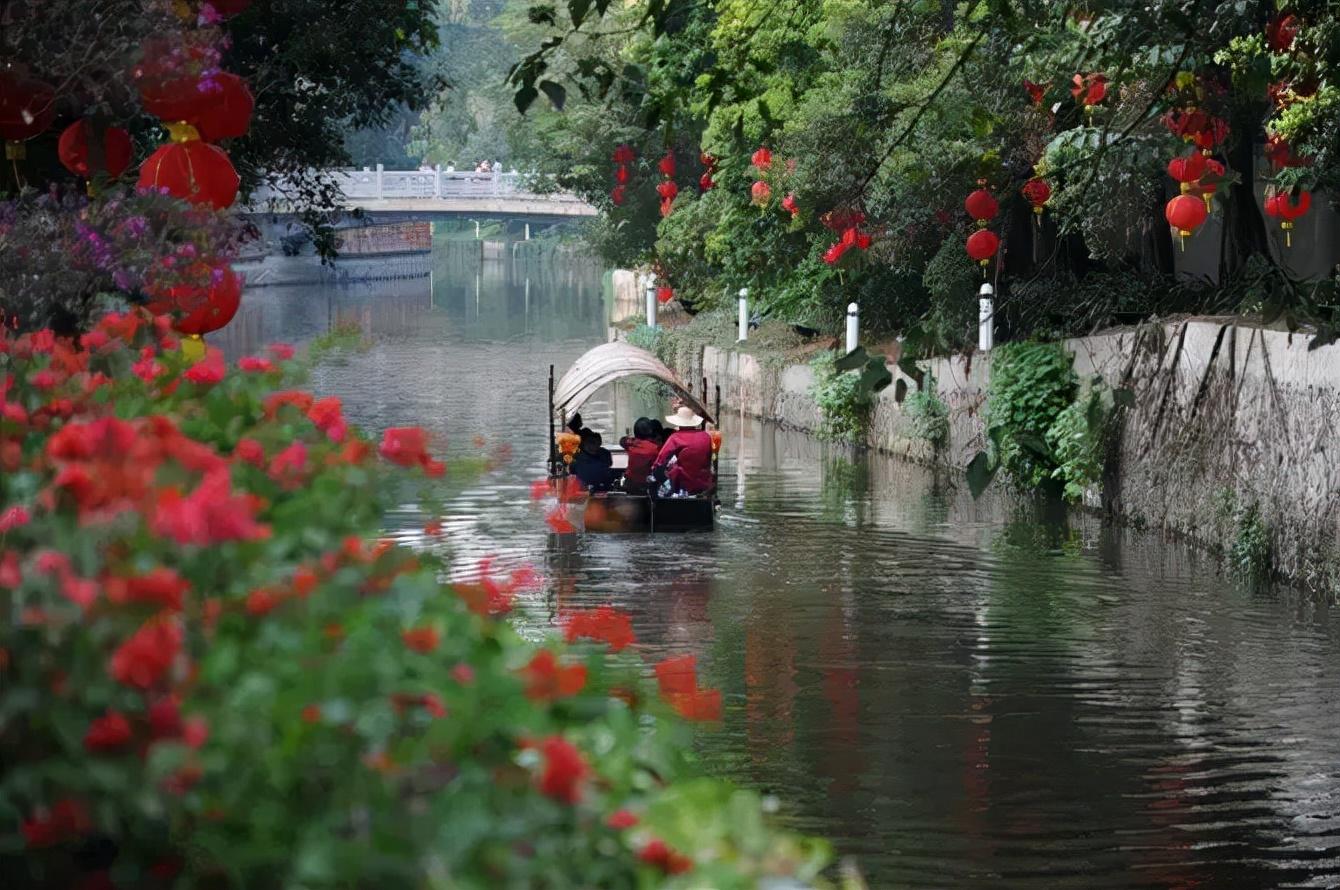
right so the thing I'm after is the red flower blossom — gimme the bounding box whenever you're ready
[402,626,440,653]
[60,574,98,610]
[131,354,165,383]
[563,606,636,652]
[151,470,270,545]
[268,441,308,487]
[183,347,226,385]
[545,506,576,534]
[106,567,190,611]
[606,809,639,829]
[267,342,295,361]
[80,329,111,351]
[639,838,693,874]
[291,565,318,597]
[264,390,315,417]
[84,710,133,752]
[537,735,588,804]
[234,437,265,467]
[522,650,587,700]
[379,426,444,476]
[301,704,321,723]
[149,696,183,739]
[0,550,20,589]
[22,798,90,848]
[452,663,476,685]
[654,654,698,695]
[667,688,723,722]
[182,716,209,748]
[238,355,274,373]
[307,396,347,443]
[109,618,182,689]
[246,587,283,616]
[0,504,30,532]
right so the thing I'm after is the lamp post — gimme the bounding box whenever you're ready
[978,283,994,352]
[738,287,749,342]
[645,273,658,329]
[845,302,859,354]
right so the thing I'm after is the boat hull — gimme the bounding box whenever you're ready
[581,493,713,533]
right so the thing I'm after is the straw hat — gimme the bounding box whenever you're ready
[665,406,703,428]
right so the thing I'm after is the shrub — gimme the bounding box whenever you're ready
[904,376,950,450]
[1229,502,1272,580]
[810,350,871,443]
[1045,386,1108,502]
[0,313,829,887]
[986,341,1078,491]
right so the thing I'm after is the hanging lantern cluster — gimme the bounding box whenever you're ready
[656,151,677,217]
[1265,189,1310,248]
[1020,175,1051,223]
[699,152,716,192]
[962,181,999,274]
[749,146,772,209]
[1163,151,1209,248]
[610,144,634,206]
[1258,14,1312,248]
[0,67,56,161]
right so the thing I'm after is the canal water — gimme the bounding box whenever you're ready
[217,254,1340,888]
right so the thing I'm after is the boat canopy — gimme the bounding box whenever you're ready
[553,341,715,423]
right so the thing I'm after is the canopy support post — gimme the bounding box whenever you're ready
[713,383,721,500]
[701,377,708,429]
[548,364,556,477]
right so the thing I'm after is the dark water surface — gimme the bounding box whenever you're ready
[217,254,1340,888]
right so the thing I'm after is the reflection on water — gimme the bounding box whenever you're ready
[216,251,1340,888]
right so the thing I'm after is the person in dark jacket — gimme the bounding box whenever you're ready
[620,417,661,493]
[571,429,614,489]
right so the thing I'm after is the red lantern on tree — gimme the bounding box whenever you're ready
[58,121,133,179]
[1164,194,1208,248]
[965,229,999,271]
[1166,152,1206,193]
[146,262,242,336]
[751,147,772,170]
[1264,189,1311,247]
[192,72,254,141]
[0,69,56,159]
[751,180,772,206]
[1071,73,1107,117]
[1266,13,1299,52]
[1198,158,1226,213]
[964,185,998,224]
[138,123,240,210]
[1020,177,1051,220]
[133,37,224,124]
[610,185,626,206]
[656,285,674,304]
[657,152,675,177]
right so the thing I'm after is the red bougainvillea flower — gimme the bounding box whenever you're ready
[245,587,283,616]
[267,342,295,361]
[563,605,636,652]
[379,426,445,476]
[654,654,699,695]
[183,347,226,385]
[234,438,265,467]
[264,390,314,417]
[0,551,20,589]
[84,710,133,752]
[751,147,772,170]
[0,504,29,532]
[110,618,182,689]
[237,355,274,374]
[606,809,639,830]
[21,799,90,848]
[537,735,588,804]
[639,838,693,875]
[522,650,587,700]
[401,626,440,653]
[268,441,308,488]
[105,567,190,612]
[452,663,476,685]
[152,470,270,545]
[60,573,98,610]
[307,396,348,443]
[149,696,183,739]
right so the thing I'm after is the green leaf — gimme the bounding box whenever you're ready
[567,0,591,26]
[966,451,997,499]
[514,84,539,114]
[538,80,567,110]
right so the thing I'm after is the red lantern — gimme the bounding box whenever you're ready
[656,180,678,202]
[964,186,999,223]
[614,165,629,185]
[147,263,242,336]
[611,144,635,165]
[965,229,1000,268]
[58,121,133,179]
[192,72,253,141]
[1164,194,1208,247]
[699,152,716,168]
[0,70,56,157]
[1023,79,1047,107]
[657,153,675,177]
[138,124,240,210]
[1166,152,1206,192]
[134,36,224,124]
[699,172,714,192]
[781,193,798,217]
[1020,177,1051,217]
[751,180,772,206]
[656,286,674,305]
[751,147,772,170]
[1265,134,1308,170]
[1264,189,1311,247]
[610,185,626,206]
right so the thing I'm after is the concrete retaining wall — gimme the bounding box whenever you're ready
[645,319,1340,591]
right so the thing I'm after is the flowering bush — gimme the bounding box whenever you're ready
[0,311,830,887]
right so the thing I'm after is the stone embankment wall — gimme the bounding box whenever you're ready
[646,318,1340,591]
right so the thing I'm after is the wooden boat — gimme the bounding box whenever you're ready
[548,341,719,533]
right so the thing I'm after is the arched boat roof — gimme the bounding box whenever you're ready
[553,341,714,423]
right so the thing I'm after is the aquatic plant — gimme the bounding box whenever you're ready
[0,311,830,886]
[904,376,950,450]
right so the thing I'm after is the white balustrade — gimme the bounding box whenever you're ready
[247,169,588,209]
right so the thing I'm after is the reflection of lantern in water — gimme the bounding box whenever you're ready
[555,431,580,464]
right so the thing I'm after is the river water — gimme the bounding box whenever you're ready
[216,253,1340,888]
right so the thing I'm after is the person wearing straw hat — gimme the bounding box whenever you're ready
[652,406,714,495]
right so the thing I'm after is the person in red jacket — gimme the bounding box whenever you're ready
[619,417,662,493]
[653,406,714,495]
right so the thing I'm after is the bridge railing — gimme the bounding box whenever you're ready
[251,166,589,206]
